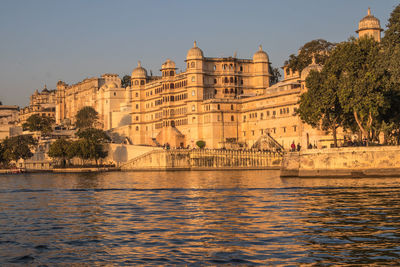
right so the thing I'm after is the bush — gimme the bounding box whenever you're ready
[196,140,206,149]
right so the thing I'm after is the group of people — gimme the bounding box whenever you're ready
[290,142,301,152]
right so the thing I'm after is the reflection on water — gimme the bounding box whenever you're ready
[0,171,400,265]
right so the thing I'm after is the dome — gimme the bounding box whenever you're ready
[186,41,204,60]
[107,82,118,89]
[253,45,269,63]
[300,56,323,81]
[131,61,147,78]
[162,59,176,69]
[357,7,382,33]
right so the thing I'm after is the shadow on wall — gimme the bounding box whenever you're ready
[118,115,131,127]
[113,145,128,163]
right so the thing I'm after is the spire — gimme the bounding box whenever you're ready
[194,41,197,47]
[44,84,47,89]
[138,61,141,67]
[367,7,371,16]
[259,45,263,51]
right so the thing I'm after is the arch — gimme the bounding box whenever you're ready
[134,80,139,85]
[224,77,228,83]
[170,83,174,89]
[230,77,233,83]
[140,80,145,85]
[170,70,174,76]
[191,62,195,68]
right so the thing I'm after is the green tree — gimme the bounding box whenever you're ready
[0,141,7,167]
[48,138,71,167]
[336,37,389,142]
[196,140,206,149]
[121,75,131,88]
[285,39,335,72]
[2,135,37,163]
[22,114,54,135]
[75,106,99,129]
[381,4,400,85]
[76,128,110,165]
[298,69,345,147]
[269,66,281,85]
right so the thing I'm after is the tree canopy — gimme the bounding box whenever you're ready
[121,75,131,88]
[48,138,71,167]
[1,135,37,163]
[75,106,99,129]
[22,114,54,135]
[285,39,336,72]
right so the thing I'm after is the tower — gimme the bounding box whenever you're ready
[356,7,383,42]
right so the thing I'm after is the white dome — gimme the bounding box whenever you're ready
[186,41,204,60]
[162,59,176,69]
[301,56,323,81]
[253,45,269,63]
[131,61,147,78]
[357,8,382,33]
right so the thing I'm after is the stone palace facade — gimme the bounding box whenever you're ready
[22,8,382,150]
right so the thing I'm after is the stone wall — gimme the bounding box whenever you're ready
[121,149,282,171]
[281,146,400,177]
[106,144,162,166]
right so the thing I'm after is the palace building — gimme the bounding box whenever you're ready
[26,8,382,150]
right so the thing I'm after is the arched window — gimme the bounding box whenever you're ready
[191,62,195,68]
[192,105,195,111]
[170,70,174,76]
[230,77,233,83]
[213,65,216,71]
[134,80,139,85]
[170,83,174,89]
[229,64,233,70]
[231,105,234,110]
[113,92,116,96]
[135,126,139,131]
[231,115,234,121]
[187,63,189,68]
[217,104,220,110]
[191,76,195,82]
[230,88,234,93]
[224,77,228,83]
[223,64,227,70]
[224,89,229,94]
[214,79,217,84]
[140,80,145,85]
[135,92,138,97]
[240,66,243,72]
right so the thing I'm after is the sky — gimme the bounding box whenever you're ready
[0,0,398,107]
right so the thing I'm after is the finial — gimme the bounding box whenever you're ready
[368,7,371,16]
[44,84,47,89]
[194,41,197,47]
[311,55,316,65]
[234,51,237,58]
[138,60,141,67]
[259,45,262,51]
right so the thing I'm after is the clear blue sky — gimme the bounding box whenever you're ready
[0,0,398,106]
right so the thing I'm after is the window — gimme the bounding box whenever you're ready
[135,80,139,85]
[192,90,195,96]
[136,104,139,109]
[136,116,139,121]
[135,126,139,131]
[273,111,276,116]
[283,127,286,133]
[191,62,195,68]
[214,79,217,84]
[231,105,234,110]
[217,104,220,110]
[240,66,243,72]
[140,80,145,85]
[230,77,233,83]
[113,92,116,96]
[191,76,195,82]
[243,131,246,136]
[231,115,234,121]
[243,115,246,122]
[293,125,297,132]
[213,65,217,71]
[260,113,264,119]
[224,77,228,83]
[192,105,195,111]
[252,130,255,136]
[170,70,174,76]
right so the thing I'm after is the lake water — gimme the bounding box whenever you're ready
[1,171,400,265]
